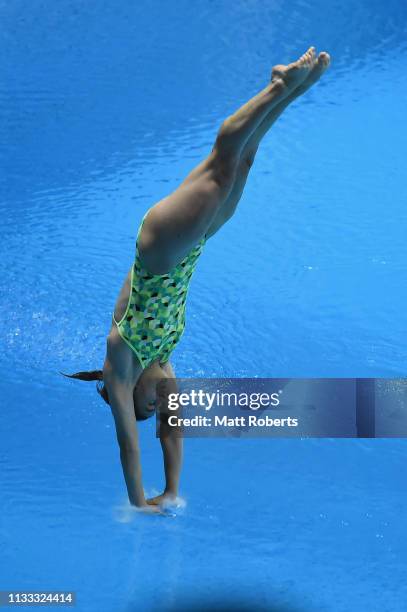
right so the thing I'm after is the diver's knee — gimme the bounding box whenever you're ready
[242,147,258,170]
[208,147,238,188]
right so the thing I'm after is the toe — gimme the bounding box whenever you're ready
[300,49,309,64]
[319,51,331,67]
[311,47,317,65]
[307,47,316,67]
[309,52,330,79]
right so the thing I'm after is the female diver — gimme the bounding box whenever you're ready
[64,48,330,513]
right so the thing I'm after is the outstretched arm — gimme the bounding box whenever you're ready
[147,416,183,506]
[147,371,183,506]
[104,371,163,513]
[103,332,157,511]
[106,377,146,507]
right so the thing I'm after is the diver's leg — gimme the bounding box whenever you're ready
[181,47,317,190]
[209,47,317,161]
[141,49,318,271]
[206,52,330,237]
[242,51,331,167]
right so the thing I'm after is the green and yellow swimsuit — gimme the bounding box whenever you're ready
[113,213,206,369]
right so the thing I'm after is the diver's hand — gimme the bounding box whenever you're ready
[146,492,177,506]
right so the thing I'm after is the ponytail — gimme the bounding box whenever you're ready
[60,370,109,405]
[60,370,103,382]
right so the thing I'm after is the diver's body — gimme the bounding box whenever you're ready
[72,48,330,512]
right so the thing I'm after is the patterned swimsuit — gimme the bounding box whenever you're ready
[113,213,206,369]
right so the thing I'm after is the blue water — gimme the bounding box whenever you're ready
[1,1,407,610]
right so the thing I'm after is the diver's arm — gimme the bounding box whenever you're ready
[146,418,182,506]
[159,417,183,496]
[146,363,182,505]
[106,379,147,506]
[119,440,145,507]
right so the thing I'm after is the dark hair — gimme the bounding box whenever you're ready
[60,369,109,403]
[60,370,151,422]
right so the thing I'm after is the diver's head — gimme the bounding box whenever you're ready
[61,360,168,422]
[132,360,168,421]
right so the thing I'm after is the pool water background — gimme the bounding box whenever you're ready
[1,1,407,610]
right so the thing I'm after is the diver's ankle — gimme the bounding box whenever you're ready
[164,487,178,498]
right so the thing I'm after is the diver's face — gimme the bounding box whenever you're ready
[133,363,167,420]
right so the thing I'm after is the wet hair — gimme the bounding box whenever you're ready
[60,370,150,421]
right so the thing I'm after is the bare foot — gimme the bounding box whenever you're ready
[271,47,318,92]
[146,492,177,507]
[288,51,331,98]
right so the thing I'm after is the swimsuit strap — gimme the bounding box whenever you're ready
[135,211,149,254]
